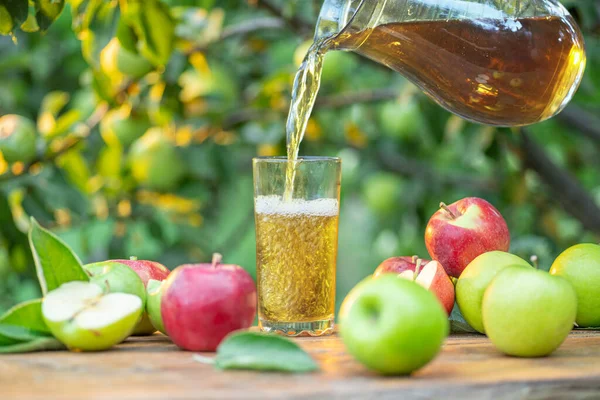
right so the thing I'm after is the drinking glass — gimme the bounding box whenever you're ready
[253,156,341,336]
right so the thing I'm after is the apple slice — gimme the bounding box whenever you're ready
[146,279,167,335]
[42,281,143,351]
[397,260,455,315]
[414,261,455,315]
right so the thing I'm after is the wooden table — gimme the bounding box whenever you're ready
[1,331,600,399]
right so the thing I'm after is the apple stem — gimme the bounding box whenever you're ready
[414,259,423,281]
[211,253,223,268]
[129,256,138,261]
[439,202,457,219]
[530,255,539,270]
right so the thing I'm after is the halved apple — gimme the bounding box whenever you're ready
[399,260,455,315]
[42,281,143,351]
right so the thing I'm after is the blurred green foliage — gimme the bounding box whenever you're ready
[0,0,599,313]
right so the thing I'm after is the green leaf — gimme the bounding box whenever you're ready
[211,331,319,373]
[0,299,50,334]
[449,303,480,334]
[1,0,28,27]
[0,337,66,353]
[0,324,49,342]
[116,17,138,54]
[28,217,89,295]
[33,0,65,31]
[125,0,174,66]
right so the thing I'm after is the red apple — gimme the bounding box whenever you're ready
[373,256,430,277]
[113,258,170,284]
[375,257,454,315]
[161,254,257,351]
[425,197,510,278]
[404,261,455,315]
[111,258,170,335]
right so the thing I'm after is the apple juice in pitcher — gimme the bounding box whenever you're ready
[284,0,585,193]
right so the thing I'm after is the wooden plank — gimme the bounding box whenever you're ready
[1,331,599,399]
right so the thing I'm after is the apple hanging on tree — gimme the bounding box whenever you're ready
[425,197,510,278]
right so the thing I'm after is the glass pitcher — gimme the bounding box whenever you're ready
[316,0,586,126]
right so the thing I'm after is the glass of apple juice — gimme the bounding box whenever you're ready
[253,156,341,336]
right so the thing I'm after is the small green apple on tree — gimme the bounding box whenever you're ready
[550,243,600,328]
[42,281,143,351]
[0,114,37,164]
[482,266,577,357]
[456,251,531,333]
[339,275,448,375]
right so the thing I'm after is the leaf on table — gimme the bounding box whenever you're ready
[209,331,319,373]
[0,299,51,334]
[0,324,49,343]
[449,302,480,334]
[29,217,89,295]
[0,337,66,354]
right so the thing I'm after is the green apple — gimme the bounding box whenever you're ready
[0,114,37,164]
[362,173,405,216]
[116,47,153,79]
[550,243,600,327]
[42,281,143,351]
[84,261,147,306]
[339,275,448,375]
[482,266,577,357]
[100,106,151,147]
[456,251,531,333]
[146,279,167,335]
[84,261,147,336]
[128,128,186,192]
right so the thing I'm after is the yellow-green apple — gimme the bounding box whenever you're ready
[42,281,143,351]
[456,251,531,333]
[482,266,577,357]
[84,260,150,335]
[375,257,454,315]
[425,197,510,278]
[109,258,170,335]
[0,114,37,164]
[146,279,167,335]
[339,275,448,375]
[161,254,256,351]
[550,243,600,327]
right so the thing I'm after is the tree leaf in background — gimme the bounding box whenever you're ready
[0,299,50,334]
[0,4,14,35]
[0,337,65,353]
[116,17,138,54]
[34,0,65,32]
[211,331,319,373]
[2,0,28,27]
[28,218,89,295]
[125,0,174,66]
